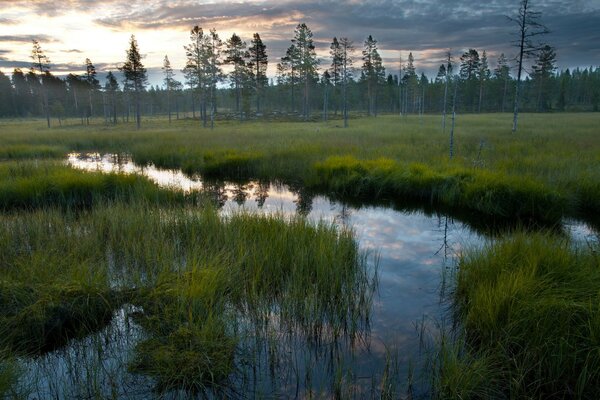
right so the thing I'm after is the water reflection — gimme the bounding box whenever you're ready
[34,153,589,398]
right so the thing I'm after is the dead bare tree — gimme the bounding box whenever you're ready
[510,0,548,133]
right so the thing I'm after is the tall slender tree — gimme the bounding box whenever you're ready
[183,26,207,125]
[362,35,385,116]
[104,71,120,124]
[329,37,343,115]
[247,33,268,114]
[510,0,549,132]
[281,44,300,112]
[339,37,354,128]
[206,28,223,129]
[119,35,147,129]
[477,51,491,112]
[84,58,100,124]
[531,44,557,111]
[162,55,180,123]
[224,33,248,121]
[494,53,511,112]
[291,23,318,121]
[30,39,51,127]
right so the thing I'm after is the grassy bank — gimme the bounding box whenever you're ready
[1,113,598,224]
[0,201,373,393]
[0,161,196,211]
[437,233,600,398]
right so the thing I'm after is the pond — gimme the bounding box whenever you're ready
[13,153,595,399]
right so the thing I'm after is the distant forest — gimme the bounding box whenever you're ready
[0,22,598,126]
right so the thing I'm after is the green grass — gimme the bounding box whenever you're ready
[444,233,600,399]
[0,201,373,392]
[0,161,196,211]
[1,113,598,224]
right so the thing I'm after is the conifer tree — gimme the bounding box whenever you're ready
[494,53,511,112]
[30,39,51,127]
[531,44,556,111]
[329,37,343,114]
[247,33,268,114]
[477,51,491,112]
[291,23,318,120]
[104,71,120,124]
[339,37,354,127]
[119,35,147,129]
[362,35,385,116]
[224,33,247,121]
[84,58,100,123]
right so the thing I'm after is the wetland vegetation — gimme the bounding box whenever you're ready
[0,113,598,398]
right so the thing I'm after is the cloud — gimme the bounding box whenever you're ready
[0,34,60,44]
[0,17,19,25]
[2,0,599,78]
[63,49,84,53]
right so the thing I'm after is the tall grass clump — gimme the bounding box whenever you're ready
[0,161,194,211]
[313,156,565,225]
[450,232,600,398]
[0,202,374,393]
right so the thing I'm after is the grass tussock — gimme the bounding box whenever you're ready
[0,202,373,392]
[448,233,600,398]
[0,161,194,211]
[313,156,564,224]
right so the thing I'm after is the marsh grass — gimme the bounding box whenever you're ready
[2,113,597,223]
[0,161,195,211]
[445,233,600,398]
[0,201,374,394]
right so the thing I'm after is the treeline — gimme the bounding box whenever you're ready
[0,24,599,126]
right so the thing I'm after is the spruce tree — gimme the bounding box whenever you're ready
[119,35,147,129]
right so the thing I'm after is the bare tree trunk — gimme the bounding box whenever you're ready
[135,91,141,129]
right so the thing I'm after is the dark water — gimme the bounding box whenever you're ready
[13,153,595,399]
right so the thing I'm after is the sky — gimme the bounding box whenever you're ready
[1,0,599,85]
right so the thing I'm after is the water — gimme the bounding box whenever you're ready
[16,153,592,398]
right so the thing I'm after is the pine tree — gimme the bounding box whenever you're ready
[281,44,300,112]
[460,49,481,111]
[477,51,491,112]
[362,35,385,116]
[494,53,511,112]
[402,52,418,113]
[531,44,557,111]
[104,71,120,124]
[162,55,180,123]
[339,37,354,127]
[291,23,318,120]
[84,58,100,123]
[224,33,247,121]
[206,28,223,129]
[183,26,207,123]
[119,35,147,129]
[30,39,51,127]
[329,37,343,114]
[247,33,268,114]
